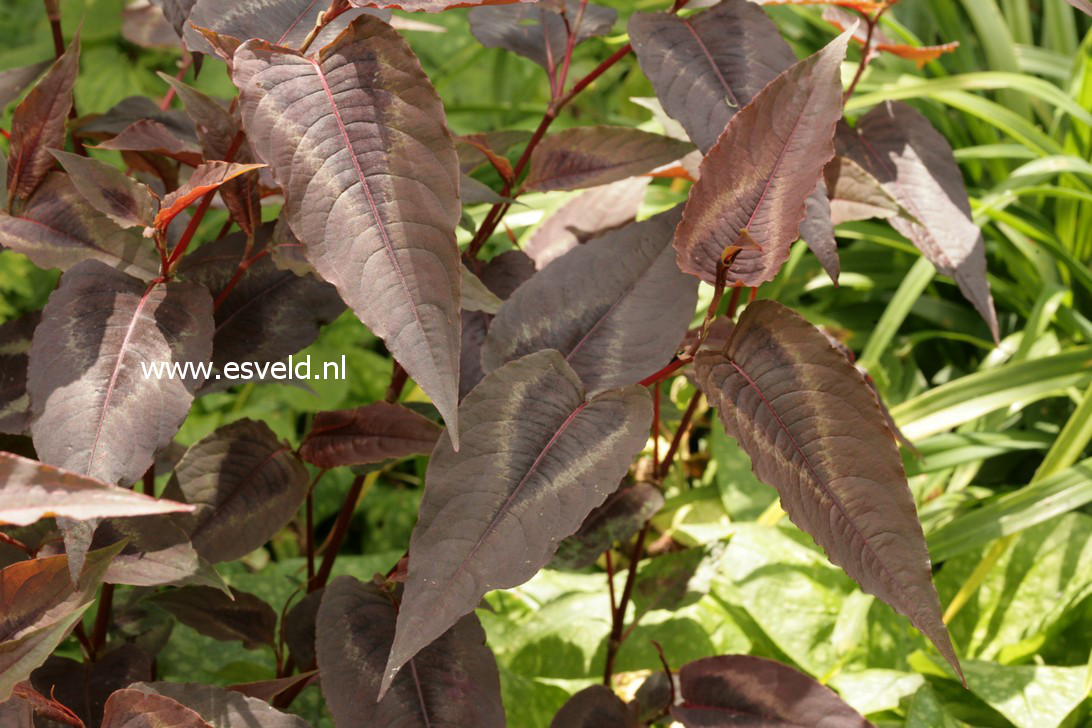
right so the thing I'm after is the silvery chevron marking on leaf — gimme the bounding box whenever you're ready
[673,29,852,287]
[381,349,652,696]
[693,300,964,684]
[232,14,463,447]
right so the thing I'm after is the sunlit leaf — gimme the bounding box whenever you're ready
[552,482,664,570]
[155,162,264,231]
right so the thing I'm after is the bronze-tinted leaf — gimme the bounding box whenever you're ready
[75,97,195,143]
[383,350,651,692]
[468,1,616,69]
[317,576,504,728]
[150,586,276,649]
[800,182,840,284]
[456,130,530,175]
[228,671,318,703]
[233,15,463,445]
[673,31,850,286]
[838,101,998,340]
[27,261,213,485]
[0,61,51,111]
[150,0,197,38]
[6,35,79,208]
[525,126,693,192]
[483,207,697,393]
[155,162,265,230]
[353,0,532,9]
[283,589,323,668]
[461,265,503,314]
[49,151,159,229]
[0,685,44,727]
[0,174,159,280]
[92,515,225,590]
[477,249,535,300]
[631,546,714,618]
[824,152,908,224]
[299,402,443,468]
[0,451,193,526]
[101,689,212,728]
[123,2,181,49]
[163,418,308,563]
[524,177,649,270]
[130,682,309,728]
[693,300,962,683]
[671,655,872,728]
[30,644,152,727]
[0,311,38,435]
[628,0,795,154]
[95,119,205,167]
[552,481,663,569]
[550,685,634,728]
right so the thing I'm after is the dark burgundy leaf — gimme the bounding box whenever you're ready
[129,682,308,728]
[468,1,616,69]
[550,685,634,728]
[49,151,159,229]
[460,265,503,314]
[95,120,205,167]
[838,101,999,340]
[694,300,962,683]
[92,515,225,590]
[317,576,504,728]
[383,350,651,692]
[525,126,693,192]
[30,644,152,727]
[73,97,195,142]
[233,15,463,445]
[155,161,264,230]
[460,175,510,205]
[228,671,318,703]
[299,402,443,468]
[552,482,664,569]
[283,589,323,668]
[800,182,840,284]
[671,655,872,727]
[0,61,51,111]
[674,31,850,287]
[163,418,308,563]
[7,680,84,727]
[633,671,673,724]
[632,547,714,618]
[101,689,212,728]
[27,262,213,485]
[484,207,697,393]
[478,249,535,299]
[122,2,181,49]
[0,311,38,435]
[524,177,649,269]
[6,35,79,208]
[0,173,159,280]
[150,586,276,649]
[460,311,490,402]
[824,152,909,224]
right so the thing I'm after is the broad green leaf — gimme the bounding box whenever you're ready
[828,669,924,716]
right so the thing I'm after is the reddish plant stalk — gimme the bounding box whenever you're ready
[603,522,650,684]
[0,531,34,555]
[309,474,366,592]
[385,362,409,403]
[658,392,702,480]
[159,55,193,111]
[90,582,114,659]
[213,249,270,310]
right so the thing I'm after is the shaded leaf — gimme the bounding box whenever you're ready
[317,576,504,728]
[0,311,39,435]
[838,101,998,340]
[0,173,159,280]
[74,97,195,143]
[383,350,651,692]
[1065,0,1092,15]
[27,262,212,485]
[671,655,872,727]
[824,152,908,224]
[123,2,182,49]
[299,402,443,468]
[155,162,265,231]
[0,693,32,728]
[101,689,212,728]
[674,31,851,286]
[151,586,276,649]
[30,644,152,727]
[163,418,308,563]
[283,588,323,669]
[461,265,504,314]
[478,249,536,300]
[484,206,697,393]
[150,0,198,38]
[800,182,840,284]
[524,177,649,270]
[7,680,84,727]
[93,515,225,590]
[552,481,664,569]
[49,151,159,229]
[6,35,79,208]
[132,682,309,728]
[456,130,530,174]
[525,126,693,192]
[468,1,615,68]
[632,672,673,725]
[632,546,715,618]
[233,15,463,444]
[228,671,318,703]
[694,300,962,682]
[95,120,204,167]
[549,685,634,728]
[0,61,51,111]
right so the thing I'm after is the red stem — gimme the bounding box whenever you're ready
[90,582,114,659]
[0,531,34,556]
[213,249,269,310]
[159,55,193,111]
[603,522,649,684]
[658,392,701,480]
[639,357,690,387]
[309,474,366,592]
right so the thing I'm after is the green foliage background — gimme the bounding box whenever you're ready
[2,0,1092,726]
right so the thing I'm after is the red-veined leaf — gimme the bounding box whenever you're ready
[0,311,38,435]
[351,0,535,12]
[27,261,213,485]
[550,685,634,728]
[49,151,159,229]
[150,586,276,649]
[483,206,698,393]
[101,690,212,728]
[129,682,309,728]
[299,402,443,468]
[0,61,51,111]
[824,152,909,224]
[6,35,79,209]
[94,119,204,167]
[674,31,851,286]
[671,655,873,728]
[468,1,616,69]
[382,349,651,694]
[693,300,963,683]
[30,645,151,728]
[123,2,180,49]
[317,576,504,727]
[552,481,664,570]
[92,515,225,591]
[525,126,693,191]
[233,15,463,445]
[154,161,264,231]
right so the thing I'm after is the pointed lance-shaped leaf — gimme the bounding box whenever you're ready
[0,61,51,111]
[92,515,225,591]
[299,402,443,469]
[6,34,79,209]
[800,182,839,284]
[550,685,634,728]
[30,644,152,728]
[101,689,213,728]
[233,15,463,446]
[0,451,193,526]
[128,682,309,728]
[525,126,693,192]
[674,30,851,287]
[838,101,999,341]
[382,350,652,694]
[49,151,159,229]
[693,300,963,683]
[155,162,265,231]
[468,1,616,70]
[352,0,533,9]
[483,206,698,394]
[317,576,504,728]
[27,261,213,486]
[162,418,308,564]
[671,655,873,728]
[824,152,909,225]
[0,310,39,435]
[822,5,958,68]
[0,173,160,281]
[94,120,205,168]
[150,586,276,650]
[552,481,664,570]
